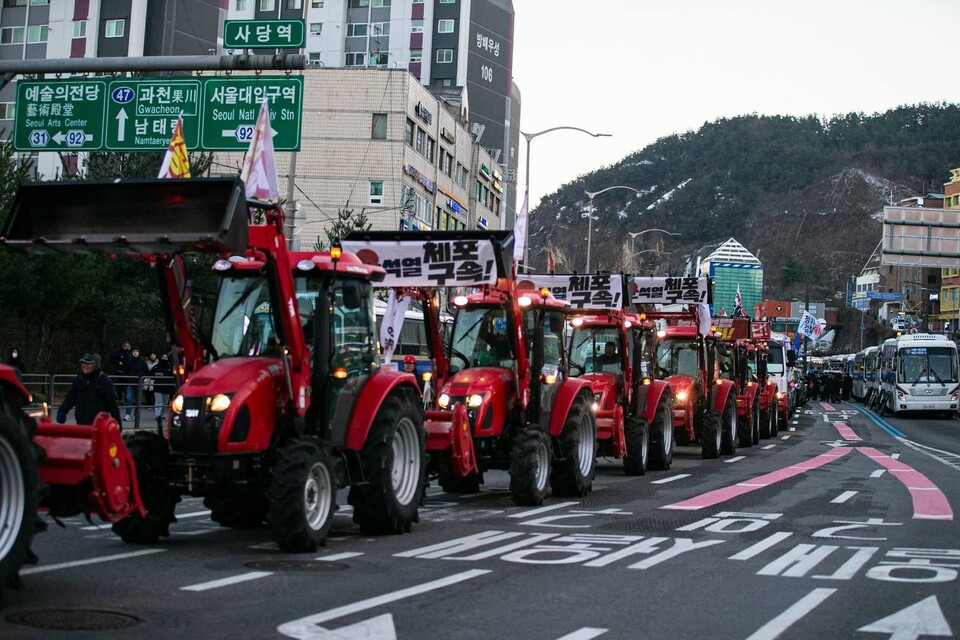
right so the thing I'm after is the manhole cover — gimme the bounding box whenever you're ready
[5,609,139,631]
[244,560,349,572]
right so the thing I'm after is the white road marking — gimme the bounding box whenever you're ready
[729,532,793,561]
[316,552,364,562]
[891,453,901,460]
[80,509,211,531]
[857,595,952,639]
[745,588,837,640]
[792,420,799,425]
[171,529,219,536]
[651,474,691,484]
[762,444,777,450]
[725,456,745,463]
[277,570,491,639]
[896,437,960,472]
[831,491,858,504]
[789,427,796,432]
[781,435,791,440]
[181,571,273,592]
[21,549,166,575]
[870,470,886,478]
[555,628,608,640]
[508,502,579,519]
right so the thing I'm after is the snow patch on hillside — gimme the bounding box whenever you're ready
[646,178,691,211]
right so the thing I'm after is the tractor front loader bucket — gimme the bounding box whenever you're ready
[0,177,249,256]
[34,412,144,522]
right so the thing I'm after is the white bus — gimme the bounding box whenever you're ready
[852,346,880,401]
[879,333,960,416]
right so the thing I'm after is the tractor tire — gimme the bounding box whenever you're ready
[737,409,754,449]
[720,398,738,456]
[268,437,336,552]
[777,409,787,435]
[509,426,551,506]
[771,407,780,437]
[436,454,481,494]
[0,393,43,602]
[648,401,674,471]
[622,415,649,476]
[700,410,722,460]
[348,389,426,535]
[112,432,180,544]
[751,401,761,446]
[204,492,268,529]
[551,394,597,495]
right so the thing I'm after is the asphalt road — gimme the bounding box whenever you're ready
[2,400,958,639]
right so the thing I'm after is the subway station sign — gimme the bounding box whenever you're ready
[223,19,305,49]
[14,75,303,152]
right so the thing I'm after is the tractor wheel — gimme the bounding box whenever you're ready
[648,401,674,471]
[204,492,268,529]
[509,426,551,506]
[751,401,761,446]
[112,432,180,544]
[700,410,722,460]
[622,415,649,476]
[720,397,738,456]
[435,454,481,494]
[778,409,788,435]
[0,393,43,602]
[268,437,336,552]
[551,394,596,495]
[759,408,771,439]
[737,408,754,449]
[348,389,426,535]
[771,407,780,437]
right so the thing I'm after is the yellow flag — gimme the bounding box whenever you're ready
[157,114,191,179]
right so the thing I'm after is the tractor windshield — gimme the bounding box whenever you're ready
[449,305,511,372]
[210,275,280,358]
[570,327,620,374]
[656,337,700,378]
[329,279,379,377]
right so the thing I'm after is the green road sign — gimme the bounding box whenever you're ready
[200,76,303,151]
[13,79,107,151]
[105,78,202,151]
[223,19,305,49]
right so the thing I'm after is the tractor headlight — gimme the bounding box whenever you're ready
[438,393,451,409]
[675,390,688,403]
[591,402,599,413]
[171,394,185,414]
[207,394,232,413]
[467,394,484,408]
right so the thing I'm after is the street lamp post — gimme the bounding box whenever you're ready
[584,185,642,271]
[628,229,681,262]
[521,126,611,266]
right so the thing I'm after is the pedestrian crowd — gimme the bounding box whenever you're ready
[805,369,853,403]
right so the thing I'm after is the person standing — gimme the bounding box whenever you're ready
[129,346,150,423]
[5,347,26,381]
[56,353,122,426]
[111,341,134,421]
[152,352,174,430]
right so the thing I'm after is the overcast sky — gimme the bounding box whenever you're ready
[512,0,960,210]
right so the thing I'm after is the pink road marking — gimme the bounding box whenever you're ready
[832,422,861,442]
[661,448,853,511]
[820,402,835,411]
[857,447,953,520]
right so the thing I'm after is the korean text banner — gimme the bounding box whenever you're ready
[341,239,499,287]
[631,277,709,305]
[518,274,624,310]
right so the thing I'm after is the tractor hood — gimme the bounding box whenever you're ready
[443,366,515,397]
[581,372,618,396]
[664,374,696,397]
[180,357,283,397]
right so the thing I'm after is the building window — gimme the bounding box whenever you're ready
[346,23,367,37]
[311,0,323,6]
[436,48,453,63]
[409,48,422,62]
[437,19,454,33]
[425,136,435,163]
[287,0,302,8]
[30,0,49,4]
[260,0,276,9]
[104,19,125,38]
[309,22,322,35]
[1,27,25,45]
[308,51,321,63]
[0,103,14,120]
[411,0,422,3]
[371,113,387,139]
[405,118,414,146]
[348,0,369,7]
[371,22,389,36]
[2,0,26,6]
[411,20,423,33]
[372,0,390,6]
[415,128,424,154]
[441,152,453,177]
[369,181,384,205]
[236,0,247,9]
[345,52,364,66]
[369,52,388,66]
[72,21,87,38]
[438,0,454,3]
[27,25,48,44]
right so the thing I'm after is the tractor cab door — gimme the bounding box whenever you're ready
[525,308,565,427]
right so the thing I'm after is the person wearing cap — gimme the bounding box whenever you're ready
[56,353,122,427]
[401,355,426,393]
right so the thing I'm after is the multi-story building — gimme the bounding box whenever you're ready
[700,238,763,317]
[224,0,519,226]
[940,168,960,333]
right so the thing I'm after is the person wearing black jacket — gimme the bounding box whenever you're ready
[129,347,150,423]
[111,341,134,421]
[151,352,174,429]
[56,353,122,426]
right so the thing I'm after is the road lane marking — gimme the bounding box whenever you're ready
[661,448,852,511]
[725,456,745,463]
[80,509,212,531]
[820,402,835,411]
[831,491,857,504]
[181,571,273,592]
[729,532,793,560]
[651,474,691,484]
[831,421,861,442]
[277,570,491,639]
[555,629,608,640]
[508,502,579,519]
[745,588,837,640]
[857,447,953,520]
[781,435,791,440]
[316,552,364,562]
[870,470,886,478]
[762,444,777,450]
[789,427,796,431]
[891,453,900,460]
[21,549,166,575]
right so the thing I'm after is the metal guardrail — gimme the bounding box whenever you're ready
[21,372,178,433]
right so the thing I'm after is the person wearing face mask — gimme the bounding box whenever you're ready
[5,347,26,380]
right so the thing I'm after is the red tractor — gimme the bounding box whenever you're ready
[713,317,764,448]
[3,178,427,558]
[649,314,739,459]
[348,231,597,506]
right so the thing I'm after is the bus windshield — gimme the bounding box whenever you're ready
[897,346,958,384]
[767,344,784,374]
